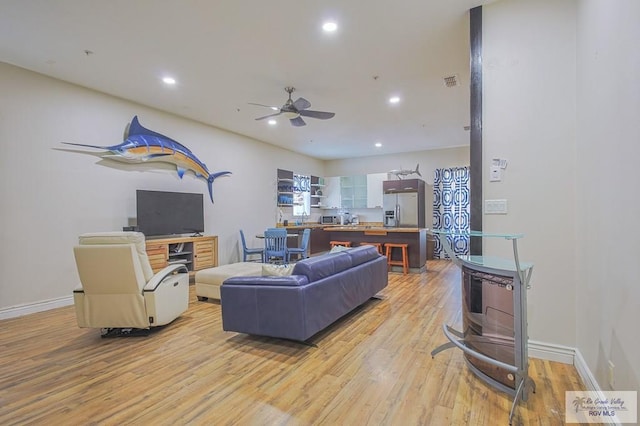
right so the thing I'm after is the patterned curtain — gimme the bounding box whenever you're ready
[433,166,470,258]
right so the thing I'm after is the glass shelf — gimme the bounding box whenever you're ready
[458,255,533,272]
[430,229,524,240]
[429,229,533,276]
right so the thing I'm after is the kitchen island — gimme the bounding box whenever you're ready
[281,224,431,273]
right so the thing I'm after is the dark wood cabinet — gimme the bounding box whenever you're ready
[309,227,331,254]
[382,178,424,193]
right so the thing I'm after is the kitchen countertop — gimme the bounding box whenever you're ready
[278,223,426,233]
[277,223,327,230]
[322,226,426,233]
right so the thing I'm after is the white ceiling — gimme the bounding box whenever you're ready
[0,0,491,160]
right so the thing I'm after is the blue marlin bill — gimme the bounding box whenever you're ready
[63,116,231,203]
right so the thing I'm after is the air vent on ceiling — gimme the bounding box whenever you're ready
[443,75,459,88]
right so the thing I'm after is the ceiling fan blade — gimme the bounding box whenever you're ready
[248,102,280,110]
[290,116,306,127]
[292,97,311,111]
[255,112,282,121]
[298,110,335,120]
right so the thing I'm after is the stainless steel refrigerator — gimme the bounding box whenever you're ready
[383,178,427,228]
[383,178,431,228]
[383,192,420,227]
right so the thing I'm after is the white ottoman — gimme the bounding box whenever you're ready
[195,262,265,301]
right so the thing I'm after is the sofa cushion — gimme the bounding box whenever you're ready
[346,245,380,267]
[292,251,353,283]
[223,275,309,287]
[195,262,266,301]
[262,264,295,276]
[196,262,265,285]
[329,245,350,253]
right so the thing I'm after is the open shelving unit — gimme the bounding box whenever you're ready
[145,235,218,279]
[277,169,294,207]
[277,169,324,210]
[167,243,193,269]
[310,175,325,208]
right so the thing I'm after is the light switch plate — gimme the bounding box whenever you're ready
[490,165,502,182]
[485,199,508,214]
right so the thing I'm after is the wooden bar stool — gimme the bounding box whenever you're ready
[359,242,383,254]
[330,241,352,249]
[385,243,409,274]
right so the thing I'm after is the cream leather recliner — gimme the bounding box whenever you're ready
[72,232,189,337]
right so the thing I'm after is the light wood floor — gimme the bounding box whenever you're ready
[0,260,589,425]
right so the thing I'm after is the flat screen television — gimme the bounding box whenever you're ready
[136,190,204,237]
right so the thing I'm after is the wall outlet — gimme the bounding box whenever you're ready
[608,360,615,389]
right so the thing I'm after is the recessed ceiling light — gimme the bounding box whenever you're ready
[268,119,277,125]
[389,96,401,104]
[375,142,382,148]
[322,21,338,32]
[162,76,176,85]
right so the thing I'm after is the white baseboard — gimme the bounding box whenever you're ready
[528,339,576,365]
[0,296,74,321]
[528,340,603,391]
[573,347,601,392]
[529,340,607,405]
[573,349,620,425]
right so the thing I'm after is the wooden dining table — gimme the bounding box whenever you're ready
[256,233,300,251]
[255,233,298,239]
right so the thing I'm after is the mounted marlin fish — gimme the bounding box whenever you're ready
[63,116,231,202]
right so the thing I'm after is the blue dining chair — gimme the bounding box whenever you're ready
[287,228,310,262]
[239,230,264,262]
[263,228,288,264]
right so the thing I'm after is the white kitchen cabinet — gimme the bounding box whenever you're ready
[341,175,367,209]
[324,176,342,209]
[366,172,387,208]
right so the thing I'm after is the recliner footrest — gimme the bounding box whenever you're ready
[100,327,151,338]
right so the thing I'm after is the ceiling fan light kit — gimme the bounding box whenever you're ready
[250,87,335,127]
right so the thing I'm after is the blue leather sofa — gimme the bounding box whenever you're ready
[220,245,388,342]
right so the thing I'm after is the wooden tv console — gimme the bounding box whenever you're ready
[145,235,218,279]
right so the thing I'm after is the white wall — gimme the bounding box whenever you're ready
[484,0,639,393]
[575,0,640,392]
[324,147,469,180]
[483,0,578,347]
[0,62,323,311]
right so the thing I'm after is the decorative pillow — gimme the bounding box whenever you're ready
[329,245,350,253]
[262,264,295,276]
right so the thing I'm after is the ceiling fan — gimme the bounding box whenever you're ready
[250,87,335,127]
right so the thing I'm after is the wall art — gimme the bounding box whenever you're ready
[63,116,231,202]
